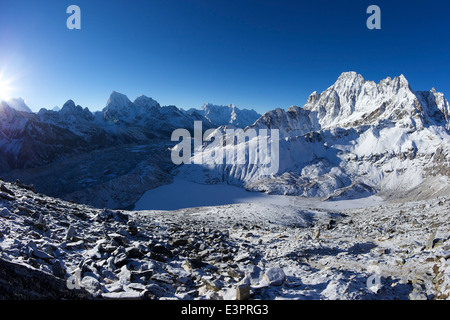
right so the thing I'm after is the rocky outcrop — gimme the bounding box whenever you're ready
[0,258,92,299]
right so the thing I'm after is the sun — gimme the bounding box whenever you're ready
[0,77,12,101]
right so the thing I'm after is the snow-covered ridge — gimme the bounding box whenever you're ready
[302,72,449,131]
[1,98,33,113]
[254,71,449,135]
[185,103,261,128]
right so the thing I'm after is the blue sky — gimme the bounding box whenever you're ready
[0,0,449,113]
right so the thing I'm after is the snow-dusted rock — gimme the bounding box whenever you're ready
[236,283,251,300]
[244,264,263,285]
[0,208,10,218]
[264,267,286,286]
[102,291,143,300]
[81,276,101,294]
[31,249,53,260]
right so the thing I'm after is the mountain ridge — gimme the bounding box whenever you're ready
[253,71,449,137]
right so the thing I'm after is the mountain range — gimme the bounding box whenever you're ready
[0,72,449,209]
[0,92,261,208]
[184,103,261,128]
[0,92,261,172]
[176,72,450,201]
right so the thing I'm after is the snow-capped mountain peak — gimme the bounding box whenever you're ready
[103,91,139,124]
[106,91,133,108]
[59,99,94,122]
[1,97,32,113]
[301,72,449,130]
[133,95,160,109]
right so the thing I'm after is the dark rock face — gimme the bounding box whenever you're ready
[0,258,92,300]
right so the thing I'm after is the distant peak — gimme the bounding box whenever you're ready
[332,72,366,91]
[60,100,93,119]
[133,94,160,108]
[202,103,236,110]
[396,74,410,88]
[337,71,364,81]
[201,102,217,109]
[306,91,320,104]
[109,91,129,99]
[62,99,76,109]
[135,94,150,100]
[106,91,132,108]
[9,97,26,103]
[5,97,33,113]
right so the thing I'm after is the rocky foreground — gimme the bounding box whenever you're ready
[0,179,449,300]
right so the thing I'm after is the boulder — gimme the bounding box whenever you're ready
[81,276,101,294]
[102,291,143,300]
[183,258,208,271]
[65,225,76,241]
[264,267,286,286]
[245,264,263,285]
[236,283,251,300]
[31,249,53,260]
[0,208,11,219]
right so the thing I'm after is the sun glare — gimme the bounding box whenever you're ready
[0,77,12,101]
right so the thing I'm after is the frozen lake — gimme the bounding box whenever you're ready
[133,177,383,211]
[133,178,277,211]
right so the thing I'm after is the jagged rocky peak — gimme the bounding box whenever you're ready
[133,94,160,109]
[300,72,449,130]
[378,74,411,92]
[105,91,133,109]
[195,102,261,127]
[333,71,365,91]
[251,71,449,141]
[306,91,320,105]
[415,88,450,129]
[60,99,94,121]
[103,91,136,123]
